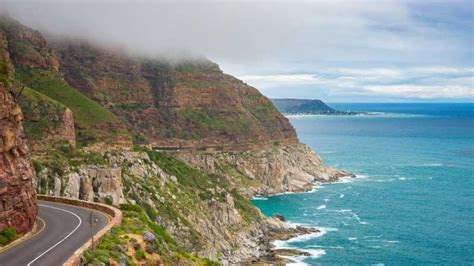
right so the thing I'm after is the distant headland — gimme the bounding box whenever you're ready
[271,98,361,115]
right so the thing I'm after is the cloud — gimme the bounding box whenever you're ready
[239,67,474,100]
[1,0,472,101]
[365,84,474,98]
[1,0,471,67]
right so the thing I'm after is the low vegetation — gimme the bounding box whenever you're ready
[15,67,130,147]
[83,204,217,266]
[0,228,17,246]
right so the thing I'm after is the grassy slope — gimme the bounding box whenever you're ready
[15,67,130,147]
[19,87,67,141]
[85,204,217,266]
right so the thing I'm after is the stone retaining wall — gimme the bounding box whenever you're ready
[37,195,122,266]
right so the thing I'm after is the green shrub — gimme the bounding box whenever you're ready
[135,249,146,260]
[0,235,8,245]
[2,228,16,242]
[32,160,43,173]
[104,196,113,206]
[0,60,10,86]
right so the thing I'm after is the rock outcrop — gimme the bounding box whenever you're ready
[38,165,125,206]
[174,143,352,196]
[0,83,37,234]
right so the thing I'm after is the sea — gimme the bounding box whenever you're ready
[252,103,474,265]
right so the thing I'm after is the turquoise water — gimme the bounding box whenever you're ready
[252,103,474,265]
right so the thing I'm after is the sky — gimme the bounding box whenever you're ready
[1,0,473,102]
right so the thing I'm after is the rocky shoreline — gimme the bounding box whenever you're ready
[244,214,322,265]
[249,174,356,265]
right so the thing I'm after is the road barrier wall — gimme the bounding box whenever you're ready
[37,195,122,266]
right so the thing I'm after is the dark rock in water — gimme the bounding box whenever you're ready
[274,248,312,257]
[272,212,286,222]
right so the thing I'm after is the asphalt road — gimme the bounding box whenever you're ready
[0,200,109,266]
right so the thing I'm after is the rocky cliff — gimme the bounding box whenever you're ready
[0,33,37,233]
[175,143,351,196]
[0,15,351,264]
[52,41,297,150]
[0,16,131,149]
[33,148,276,264]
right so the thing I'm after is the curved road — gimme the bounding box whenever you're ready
[0,201,108,266]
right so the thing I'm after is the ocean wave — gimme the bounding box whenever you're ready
[333,174,368,184]
[316,204,327,210]
[273,226,337,249]
[268,183,324,197]
[409,163,454,167]
[251,196,268,200]
[332,209,369,225]
[286,112,429,119]
[339,194,345,198]
[280,248,327,266]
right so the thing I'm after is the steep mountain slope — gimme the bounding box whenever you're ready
[0,15,351,265]
[0,16,131,148]
[0,31,37,235]
[52,41,297,150]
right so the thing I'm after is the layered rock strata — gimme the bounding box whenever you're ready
[0,83,37,234]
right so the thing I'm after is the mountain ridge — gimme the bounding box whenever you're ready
[272,98,359,115]
[0,15,351,265]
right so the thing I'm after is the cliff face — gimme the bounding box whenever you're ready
[0,17,131,149]
[0,15,351,264]
[174,143,351,196]
[53,42,297,150]
[0,35,37,233]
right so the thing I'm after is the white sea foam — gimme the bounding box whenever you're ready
[324,198,330,202]
[273,226,337,249]
[316,204,327,210]
[398,177,407,180]
[348,237,358,241]
[332,209,369,225]
[251,196,268,200]
[280,248,327,266]
[334,209,352,213]
[424,163,444,167]
[339,193,345,198]
[269,183,324,196]
[333,174,367,184]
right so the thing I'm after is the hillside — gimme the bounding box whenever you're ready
[52,41,297,150]
[272,98,358,115]
[0,15,350,265]
[0,16,132,148]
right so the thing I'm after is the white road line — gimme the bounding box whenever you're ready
[26,204,82,266]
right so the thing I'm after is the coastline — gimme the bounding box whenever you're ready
[251,174,357,264]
